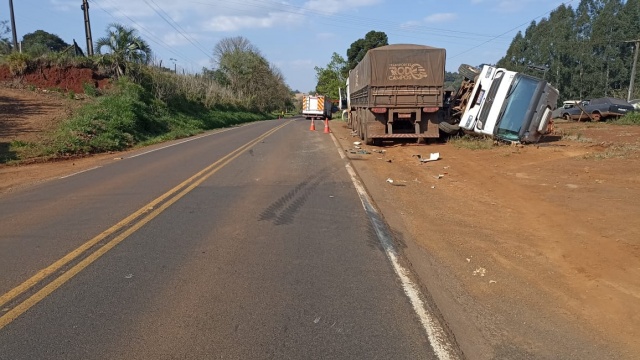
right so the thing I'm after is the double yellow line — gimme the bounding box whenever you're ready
[0,121,290,330]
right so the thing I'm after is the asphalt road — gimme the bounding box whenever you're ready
[0,118,456,359]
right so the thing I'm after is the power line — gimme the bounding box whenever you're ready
[142,0,212,59]
[92,0,201,69]
[449,0,576,59]
[190,0,512,45]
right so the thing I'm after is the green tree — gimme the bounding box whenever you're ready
[496,0,640,102]
[0,20,12,55]
[22,30,69,56]
[346,30,388,74]
[620,0,640,98]
[95,23,152,78]
[211,36,292,112]
[314,52,347,99]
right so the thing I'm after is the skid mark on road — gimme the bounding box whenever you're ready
[258,170,329,226]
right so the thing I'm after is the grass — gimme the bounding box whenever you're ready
[6,77,270,162]
[610,112,640,125]
[448,134,495,150]
[584,143,639,160]
[560,132,593,143]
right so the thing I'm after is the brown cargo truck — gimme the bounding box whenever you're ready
[346,44,446,145]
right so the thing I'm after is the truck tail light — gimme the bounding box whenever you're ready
[372,107,387,114]
[422,107,440,113]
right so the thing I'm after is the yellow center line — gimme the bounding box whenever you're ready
[0,121,290,330]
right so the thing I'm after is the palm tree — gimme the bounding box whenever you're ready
[95,23,152,78]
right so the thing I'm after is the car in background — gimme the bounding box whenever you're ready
[629,99,640,111]
[552,100,580,119]
[560,97,635,121]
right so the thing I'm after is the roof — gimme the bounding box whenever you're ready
[370,44,444,51]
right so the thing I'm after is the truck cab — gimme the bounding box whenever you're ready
[460,65,558,143]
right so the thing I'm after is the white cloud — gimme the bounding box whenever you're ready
[401,13,458,28]
[424,13,457,23]
[162,32,202,47]
[203,11,301,32]
[303,0,381,15]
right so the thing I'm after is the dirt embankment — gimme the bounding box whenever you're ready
[0,64,110,94]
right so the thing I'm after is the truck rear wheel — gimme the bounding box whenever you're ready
[364,123,373,145]
[438,121,461,135]
[459,64,481,81]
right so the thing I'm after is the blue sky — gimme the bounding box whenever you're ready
[5,0,571,92]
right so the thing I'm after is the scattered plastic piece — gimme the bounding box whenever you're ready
[420,152,440,163]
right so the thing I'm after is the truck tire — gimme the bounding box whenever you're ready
[438,121,461,135]
[459,64,481,81]
[364,123,373,145]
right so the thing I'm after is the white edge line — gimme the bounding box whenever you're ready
[59,166,101,179]
[330,133,458,360]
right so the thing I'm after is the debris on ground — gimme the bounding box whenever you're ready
[419,153,440,163]
[386,178,407,186]
[473,267,487,277]
[346,148,371,155]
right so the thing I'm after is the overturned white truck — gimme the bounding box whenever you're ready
[343,44,559,144]
[449,64,560,143]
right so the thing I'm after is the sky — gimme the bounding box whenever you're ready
[4,0,572,92]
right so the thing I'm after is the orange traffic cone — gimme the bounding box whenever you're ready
[323,118,331,133]
[309,119,316,131]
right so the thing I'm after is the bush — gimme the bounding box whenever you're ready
[46,77,268,157]
[6,52,31,75]
[611,112,640,125]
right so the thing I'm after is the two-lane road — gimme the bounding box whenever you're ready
[0,118,458,359]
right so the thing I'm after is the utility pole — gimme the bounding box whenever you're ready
[81,0,94,56]
[628,40,640,102]
[8,0,18,51]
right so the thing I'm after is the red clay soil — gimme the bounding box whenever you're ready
[0,64,110,93]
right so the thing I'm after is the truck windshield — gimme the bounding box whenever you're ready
[495,75,540,141]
